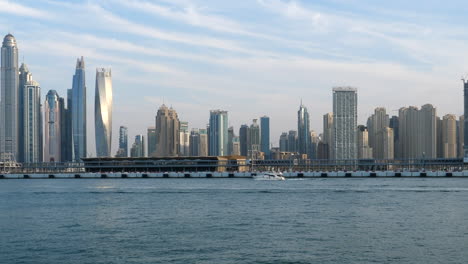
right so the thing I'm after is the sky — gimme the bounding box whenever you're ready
[0,0,467,155]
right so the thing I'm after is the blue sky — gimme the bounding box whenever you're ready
[0,0,466,154]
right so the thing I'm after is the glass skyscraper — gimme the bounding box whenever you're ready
[44,90,62,162]
[297,103,310,157]
[72,57,86,161]
[95,68,113,157]
[260,116,270,158]
[208,110,228,156]
[0,34,19,161]
[23,80,42,163]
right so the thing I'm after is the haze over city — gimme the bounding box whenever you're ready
[0,0,466,154]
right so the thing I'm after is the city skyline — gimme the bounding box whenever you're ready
[0,0,467,154]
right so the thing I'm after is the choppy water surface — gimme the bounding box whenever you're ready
[1,178,468,263]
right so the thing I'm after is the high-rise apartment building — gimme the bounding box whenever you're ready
[115,126,128,157]
[95,68,112,157]
[199,128,208,156]
[189,128,200,156]
[71,57,87,161]
[179,121,190,156]
[44,90,62,162]
[389,116,399,159]
[322,113,334,159]
[0,34,19,161]
[239,125,250,156]
[332,87,358,160]
[232,136,240,156]
[297,104,310,157]
[458,115,464,158]
[155,105,180,157]
[463,79,468,161]
[279,132,288,152]
[287,130,298,153]
[357,125,373,159]
[442,114,457,158]
[18,63,31,162]
[23,80,42,163]
[419,104,437,159]
[260,116,270,158]
[248,119,261,158]
[130,135,145,157]
[208,110,228,156]
[147,127,156,157]
[228,126,235,155]
[368,107,390,159]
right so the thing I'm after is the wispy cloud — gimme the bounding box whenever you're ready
[0,0,50,19]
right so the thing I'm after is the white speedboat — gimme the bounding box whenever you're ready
[253,172,285,180]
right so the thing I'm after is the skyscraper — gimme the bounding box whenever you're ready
[130,135,145,157]
[0,34,19,161]
[260,116,270,158]
[95,68,113,157]
[323,113,333,160]
[228,126,235,155]
[116,126,128,157]
[249,119,260,158]
[368,107,390,159]
[179,121,190,156]
[155,105,180,157]
[208,110,228,156]
[23,80,42,163]
[332,87,357,160]
[44,90,62,162]
[199,128,208,156]
[189,128,200,156]
[357,125,373,159]
[442,114,457,158]
[232,136,240,156]
[239,124,250,156]
[389,116,399,159]
[297,104,310,157]
[464,79,468,161]
[287,130,297,153]
[458,115,464,158]
[72,57,87,161]
[18,63,31,162]
[147,127,156,157]
[279,132,288,152]
[398,106,419,159]
[419,104,437,159]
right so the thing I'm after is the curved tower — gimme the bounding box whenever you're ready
[72,57,86,161]
[0,34,19,160]
[95,68,112,157]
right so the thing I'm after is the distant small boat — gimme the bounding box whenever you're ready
[253,172,285,181]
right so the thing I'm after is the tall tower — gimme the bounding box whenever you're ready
[0,34,19,160]
[208,110,228,156]
[297,103,310,157]
[239,124,250,156]
[115,126,128,157]
[95,68,112,157]
[23,80,42,163]
[260,116,270,158]
[44,90,62,162]
[442,114,457,158]
[332,87,358,160]
[249,119,261,158]
[323,113,334,160]
[463,79,468,161]
[179,121,190,156]
[18,63,31,162]
[155,105,180,157]
[72,57,87,161]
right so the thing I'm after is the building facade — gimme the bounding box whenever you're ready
[94,68,113,157]
[0,34,19,161]
[44,90,62,162]
[297,104,310,158]
[155,105,180,157]
[442,114,457,158]
[260,116,270,158]
[147,127,156,157]
[23,80,42,163]
[208,110,228,156]
[332,87,358,160]
[71,57,87,161]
